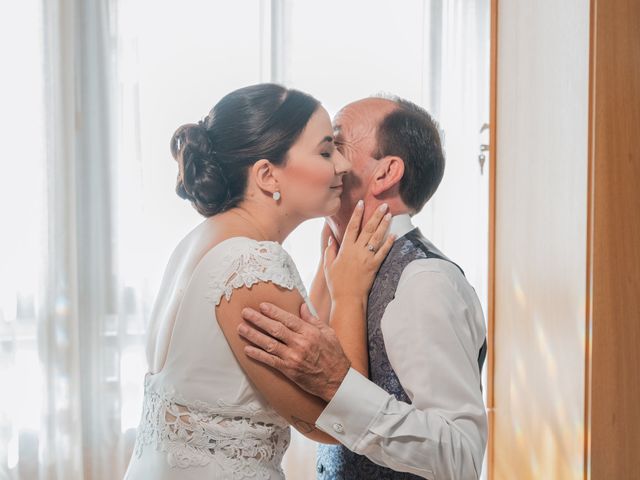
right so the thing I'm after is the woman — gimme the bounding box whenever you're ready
[124,83,394,479]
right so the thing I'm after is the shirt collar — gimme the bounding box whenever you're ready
[389,213,415,239]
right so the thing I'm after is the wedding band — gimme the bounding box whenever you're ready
[366,244,376,252]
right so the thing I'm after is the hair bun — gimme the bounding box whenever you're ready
[170,122,230,216]
[169,84,320,217]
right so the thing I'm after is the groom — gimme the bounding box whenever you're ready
[239,96,487,479]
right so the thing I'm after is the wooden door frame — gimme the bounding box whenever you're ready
[487,0,498,477]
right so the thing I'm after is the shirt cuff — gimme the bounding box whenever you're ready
[315,368,391,451]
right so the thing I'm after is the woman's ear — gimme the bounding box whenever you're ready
[250,159,280,195]
[371,156,405,196]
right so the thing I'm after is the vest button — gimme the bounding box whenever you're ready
[317,463,325,473]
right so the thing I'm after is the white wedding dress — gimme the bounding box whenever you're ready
[124,236,313,479]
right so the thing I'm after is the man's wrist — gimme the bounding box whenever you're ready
[321,360,350,402]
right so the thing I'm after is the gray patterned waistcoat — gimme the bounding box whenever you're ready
[316,228,487,480]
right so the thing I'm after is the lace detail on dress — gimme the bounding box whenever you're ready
[207,239,308,306]
[134,377,290,477]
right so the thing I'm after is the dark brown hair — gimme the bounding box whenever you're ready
[374,97,445,213]
[170,83,320,217]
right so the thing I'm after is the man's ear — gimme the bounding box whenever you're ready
[250,159,280,195]
[371,156,405,196]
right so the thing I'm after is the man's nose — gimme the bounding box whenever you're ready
[335,150,351,175]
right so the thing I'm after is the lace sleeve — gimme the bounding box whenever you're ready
[207,239,308,306]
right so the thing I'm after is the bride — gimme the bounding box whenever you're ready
[124,83,395,479]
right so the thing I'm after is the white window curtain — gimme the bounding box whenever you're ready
[0,1,488,478]
[2,0,121,477]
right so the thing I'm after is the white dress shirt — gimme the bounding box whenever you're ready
[316,214,488,480]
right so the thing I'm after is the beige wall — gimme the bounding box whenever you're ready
[492,1,590,478]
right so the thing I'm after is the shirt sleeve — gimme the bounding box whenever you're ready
[315,259,487,480]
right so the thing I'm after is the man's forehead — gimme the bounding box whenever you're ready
[333,98,397,134]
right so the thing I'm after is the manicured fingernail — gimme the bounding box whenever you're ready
[259,303,269,312]
[379,203,388,212]
[357,199,364,209]
[237,324,248,334]
[384,213,392,221]
[328,236,333,246]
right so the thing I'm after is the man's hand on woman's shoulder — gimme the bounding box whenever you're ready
[238,302,350,402]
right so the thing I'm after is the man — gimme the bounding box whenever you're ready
[238,96,487,479]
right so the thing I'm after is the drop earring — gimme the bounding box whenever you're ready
[272,191,281,201]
